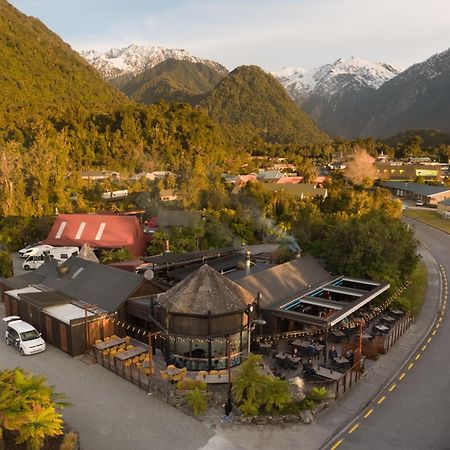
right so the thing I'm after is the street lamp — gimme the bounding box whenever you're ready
[247,319,266,355]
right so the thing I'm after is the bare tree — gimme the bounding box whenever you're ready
[345,148,376,187]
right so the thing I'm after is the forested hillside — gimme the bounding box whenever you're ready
[200,65,329,147]
[120,59,226,105]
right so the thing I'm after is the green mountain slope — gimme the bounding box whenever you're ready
[120,58,227,105]
[0,0,127,130]
[200,65,329,146]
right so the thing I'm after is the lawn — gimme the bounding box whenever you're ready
[403,208,450,234]
[392,261,428,316]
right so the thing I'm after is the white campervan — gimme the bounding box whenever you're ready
[22,246,79,270]
[3,316,46,355]
[19,244,54,259]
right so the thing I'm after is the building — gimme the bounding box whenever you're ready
[0,257,163,356]
[80,170,120,181]
[257,170,284,183]
[128,265,255,371]
[437,199,450,217]
[159,189,179,202]
[382,181,450,206]
[43,214,150,257]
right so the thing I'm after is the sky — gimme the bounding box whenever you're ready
[9,0,450,71]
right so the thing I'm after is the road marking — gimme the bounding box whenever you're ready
[415,354,421,361]
[399,373,406,380]
[422,345,427,351]
[364,409,374,418]
[436,323,440,329]
[348,423,360,434]
[330,439,343,450]
[427,337,432,343]
[378,396,386,404]
[389,384,396,392]
[432,330,437,336]
[439,317,443,322]
[408,362,414,370]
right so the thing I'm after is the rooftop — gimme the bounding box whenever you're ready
[382,181,450,197]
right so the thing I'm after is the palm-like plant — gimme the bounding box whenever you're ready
[261,378,292,414]
[13,404,64,450]
[185,388,207,417]
[0,368,67,450]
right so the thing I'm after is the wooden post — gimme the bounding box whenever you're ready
[227,336,232,392]
[147,331,161,376]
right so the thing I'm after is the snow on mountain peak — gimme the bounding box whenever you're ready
[80,44,227,79]
[273,57,405,103]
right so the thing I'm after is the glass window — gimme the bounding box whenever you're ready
[20,329,40,341]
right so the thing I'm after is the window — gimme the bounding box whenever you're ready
[20,330,40,341]
[61,254,68,259]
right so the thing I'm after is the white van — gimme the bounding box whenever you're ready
[19,244,54,259]
[22,246,79,270]
[3,316,46,355]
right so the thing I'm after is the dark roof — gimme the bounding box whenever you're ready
[439,199,450,206]
[236,256,331,309]
[141,247,237,266]
[382,181,450,197]
[4,257,145,313]
[0,271,45,290]
[155,264,255,315]
[19,291,73,308]
[260,183,327,198]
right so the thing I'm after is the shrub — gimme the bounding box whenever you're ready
[60,431,78,450]
[185,388,207,417]
[176,379,206,390]
[307,386,328,403]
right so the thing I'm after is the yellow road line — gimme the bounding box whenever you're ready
[407,362,414,370]
[415,354,421,361]
[439,317,443,322]
[436,323,440,329]
[399,373,406,380]
[330,439,343,450]
[389,384,396,392]
[378,396,386,404]
[348,423,360,434]
[427,337,432,343]
[432,330,437,336]
[364,409,374,418]
[422,345,427,351]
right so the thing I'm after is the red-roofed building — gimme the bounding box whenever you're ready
[43,214,150,257]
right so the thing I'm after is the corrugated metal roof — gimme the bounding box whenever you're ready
[0,272,45,290]
[236,256,331,309]
[19,291,73,308]
[42,213,147,256]
[382,181,450,197]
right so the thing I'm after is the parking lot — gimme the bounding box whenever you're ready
[0,304,240,450]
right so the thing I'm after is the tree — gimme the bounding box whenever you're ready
[344,148,376,187]
[0,251,12,278]
[185,388,207,417]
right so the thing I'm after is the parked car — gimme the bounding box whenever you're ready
[3,316,46,355]
[415,200,424,206]
[19,244,54,258]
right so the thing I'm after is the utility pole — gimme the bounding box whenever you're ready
[147,331,161,376]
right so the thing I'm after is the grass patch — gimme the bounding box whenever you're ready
[392,261,427,316]
[403,209,450,234]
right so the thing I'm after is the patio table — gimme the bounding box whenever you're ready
[312,365,344,381]
[381,316,396,323]
[333,356,350,365]
[95,338,126,350]
[114,347,147,377]
[331,330,346,338]
[374,324,389,332]
[195,373,229,384]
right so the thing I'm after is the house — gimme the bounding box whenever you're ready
[159,189,179,202]
[257,170,284,183]
[0,257,163,356]
[128,172,156,182]
[80,170,120,181]
[382,181,450,206]
[42,214,150,257]
[437,199,450,217]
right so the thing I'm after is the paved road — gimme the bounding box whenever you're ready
[326,218,450,450]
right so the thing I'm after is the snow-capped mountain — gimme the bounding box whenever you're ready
[273,57,405,137]
[80,44,228,80]
[273,57,404,104]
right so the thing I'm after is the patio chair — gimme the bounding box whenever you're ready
[209,370,219,375]
[160,370,170,380]
[124,336,131,344]
[102,348,110,356]
[103,336,111,342]
[109,349,118,357]
[167,364,176,371]
[111,335,119,340]
[198,370,208,378]
[117,348,125,354]
[139,353,147,362]
[126,345,135,351]
[132,356,140,365]
[124,359,133,368]
[95,339,103,345]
